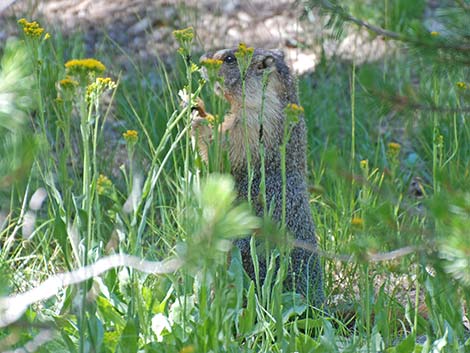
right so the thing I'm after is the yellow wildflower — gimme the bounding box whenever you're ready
[200,58,223,84]
[351,217,364,228]
[387,142,401,177]
[286,103,304,114]
[97,174,112,195]
[65,58,106,77]
[360,159,368,169]
[456,81,467,89]
[97,77,112,86]
[86,77,117,103]
[190,63,200,73]
[95,77,117,91]
[173,27,194,58]
[85,84,95,102]
[235,42,255,78]
[173,27,194,44]
[205,113,217,125]
[58,76,79,101]
[430,31,439,37]
[59,76,78,89]
[179,346,195,353]
[44,33,51,40]
[123,130,138,144]
[18,18,45,38]
[200,58,223,70]
[388,142,401,153]
[236,42,254,58]
[285,103,304,124]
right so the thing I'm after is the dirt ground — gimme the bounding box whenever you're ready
[0,0,389,74]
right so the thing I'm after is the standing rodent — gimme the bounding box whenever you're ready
[193,48,324,306]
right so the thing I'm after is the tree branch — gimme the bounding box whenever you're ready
[317,0,470,51]
[0,254,183,328]
[294,239,420,263]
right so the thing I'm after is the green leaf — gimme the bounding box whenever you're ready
[53,215,71,266]
[97,296,126,328]
[281,292,307,323]
[87,315,104,352]
[295,332,320,353]
[228,247,244,310]
[117,317,139,353]
[394,333,416,353]
[238,281,255,336]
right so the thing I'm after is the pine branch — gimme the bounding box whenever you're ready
[313,0,470,52]
[455,0,470,11]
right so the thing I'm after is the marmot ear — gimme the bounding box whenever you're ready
[263,55,275,68]
[256,55,275,72]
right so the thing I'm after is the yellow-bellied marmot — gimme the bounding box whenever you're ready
[193,47,324,306]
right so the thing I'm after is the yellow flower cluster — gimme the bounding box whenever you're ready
[236,42,254,58]
[204,113,217,125]
[65,58,106,76]
[123,130,138,144]
[286,103,304,113]
[179,346,195,353]
[430,31,440,37]
[59,76,78,89]
[174,27,195,57]
[351,217,364,228]
[97,77,113,86]
[173,27,194,44]
[18,18,44,38]
[200,58,223,84]
[85,76,116,103]
[97,174,112,195]
[234,43,254,77]
[200,58,223,70]
[456,81,467,89]
[285,103,304,124]
[388,142,401,153]
[57,76,79,101]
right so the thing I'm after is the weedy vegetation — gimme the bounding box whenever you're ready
[0,1,469,352]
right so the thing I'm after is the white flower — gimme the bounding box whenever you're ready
[178,88,196,109]
[151,313,172,342]
[169,295,196,326]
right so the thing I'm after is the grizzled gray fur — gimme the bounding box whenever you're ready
[195,48,324,306]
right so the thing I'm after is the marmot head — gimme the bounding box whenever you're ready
[201,48,298,111]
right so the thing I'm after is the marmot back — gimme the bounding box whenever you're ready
[195,48,324,306]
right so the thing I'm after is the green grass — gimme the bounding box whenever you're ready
[0,5,469,353]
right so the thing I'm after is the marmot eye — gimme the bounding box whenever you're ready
[224,55,236,64]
